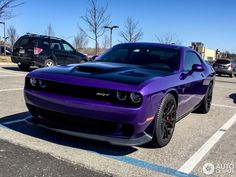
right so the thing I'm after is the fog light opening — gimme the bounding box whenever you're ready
[113,123,123,135]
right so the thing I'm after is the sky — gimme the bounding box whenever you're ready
[2,0,236,52]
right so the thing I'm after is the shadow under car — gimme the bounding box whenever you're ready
[0,112,138,156]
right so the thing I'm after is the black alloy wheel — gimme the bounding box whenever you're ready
[151,94,177,148]
[206,84,213,110]
[194,82,213,114]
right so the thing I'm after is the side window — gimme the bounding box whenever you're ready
[50,40,61,51]
[42,39,50,49]
[184,52,202,71]
[62,42,74,52]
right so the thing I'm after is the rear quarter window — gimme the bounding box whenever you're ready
[41,39,50,49]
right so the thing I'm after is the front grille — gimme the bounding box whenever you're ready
[29,105,134,137]
[25,78,142,107]
[26,78,115,102]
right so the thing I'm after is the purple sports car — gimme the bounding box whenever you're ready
[24,43,215,147]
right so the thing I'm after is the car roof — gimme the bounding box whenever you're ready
[21,33,62,41]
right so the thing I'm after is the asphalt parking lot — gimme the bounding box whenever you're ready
[0,64,235,177]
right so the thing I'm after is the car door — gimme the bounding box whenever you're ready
[50,39,66,65]
[178,51,206,116]
[61,41,81,65]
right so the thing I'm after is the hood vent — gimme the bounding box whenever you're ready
[120,71,147,77]
[76,65,105,73]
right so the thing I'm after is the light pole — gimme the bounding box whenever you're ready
[104,25,119,48]
[0,22,6,55]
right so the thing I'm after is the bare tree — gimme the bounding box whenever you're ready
[7,25,17,46]
[102,35,109,49]
[73,28,88,50]
[0,0,23,19]
[45,23,55,37]
[156,33,181,45]
[81,0,110,54]
[119,17,143,42]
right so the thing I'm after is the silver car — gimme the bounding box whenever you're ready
[213,59,236,77]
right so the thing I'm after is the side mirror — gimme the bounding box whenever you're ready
[73,50,78,54]
[192,64,204,72]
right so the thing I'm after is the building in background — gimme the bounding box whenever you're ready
[191,42,216,62]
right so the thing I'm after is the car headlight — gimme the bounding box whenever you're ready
[116,91,127,101]
[30,78,37,87]
[39,80,47,88]
[130,92,142,103]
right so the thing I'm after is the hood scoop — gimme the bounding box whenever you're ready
[75,65,105,73]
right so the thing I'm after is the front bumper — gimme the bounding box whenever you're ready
[11,55,45,67]
[24,88,156,146]
[28,117,152,146]
[11,56,35,65]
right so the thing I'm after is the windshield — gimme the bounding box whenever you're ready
[96,46,180,71]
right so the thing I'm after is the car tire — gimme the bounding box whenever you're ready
[18,64,30,71]
[218,73,221,76]
[194,82,213,114]
[150,94,177,148]
[44,59,55,67]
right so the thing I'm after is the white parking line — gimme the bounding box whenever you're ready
[178,113,236,174]
[2,116,31,125]
[212,103,236,109]
[0,124,7,128]
[0,70,25,76]
[0,75,18,77]
[0,75,24,78]
[0,88,23,92]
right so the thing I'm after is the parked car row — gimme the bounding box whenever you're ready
[11,33,88,71]
[9,33,236,79]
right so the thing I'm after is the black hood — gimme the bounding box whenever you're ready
[36,62,172,85]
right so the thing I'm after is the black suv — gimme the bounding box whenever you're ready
[213,59,236,77]
[11,33,88,70]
